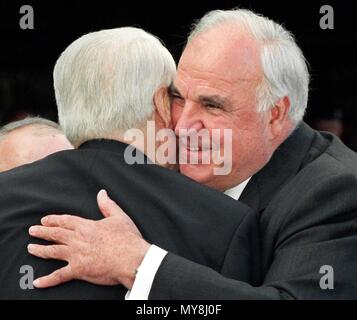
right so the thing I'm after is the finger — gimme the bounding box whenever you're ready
[29,226,72,244]
[97,189,125,218]
[41,214,90,230]
[28,244,69,261]
[33,266,73,288]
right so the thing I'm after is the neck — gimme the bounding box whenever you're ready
[101,130,149,160]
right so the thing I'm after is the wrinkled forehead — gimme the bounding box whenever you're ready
[178,24,262,86]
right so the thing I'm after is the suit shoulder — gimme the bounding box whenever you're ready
[264,139,357,247]
[307,132,357,177]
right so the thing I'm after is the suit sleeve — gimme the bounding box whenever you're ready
[149,211,279,300]
[149,173,357,299]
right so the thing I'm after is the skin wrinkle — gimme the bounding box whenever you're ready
[183,27,262,81]
[178,63,261,84]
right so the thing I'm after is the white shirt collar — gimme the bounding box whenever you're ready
[224,177,251,200]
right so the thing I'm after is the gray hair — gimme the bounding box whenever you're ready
[188,9,310,125]
[54,27,177,146]
[0,117,62,141]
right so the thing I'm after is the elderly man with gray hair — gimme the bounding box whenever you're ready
[0,26,260,299]
[0,117,73,172]
[29,9,357,299]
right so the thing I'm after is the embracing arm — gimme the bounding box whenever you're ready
[28,173,357,299]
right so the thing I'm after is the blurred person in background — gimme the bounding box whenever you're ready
[0,117,73,172]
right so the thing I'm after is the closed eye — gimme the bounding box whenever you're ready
[205,103,222,110]
[168,84,183,100]
[199,95,228,111]
[170,93,183,100]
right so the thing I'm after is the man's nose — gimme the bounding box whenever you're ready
[174,102,203,135]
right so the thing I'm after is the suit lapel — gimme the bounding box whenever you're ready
[240,122,317,214]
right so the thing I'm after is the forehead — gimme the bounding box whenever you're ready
[5,125,72,156]
[5,125,67,151]
[8,125,57,140]
[176,24,262,93]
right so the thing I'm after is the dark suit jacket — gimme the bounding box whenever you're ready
[0,139,260,299]
[150,122,357,299]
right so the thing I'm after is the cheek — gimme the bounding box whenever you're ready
[219,118,257,164]
[230,127,268,168]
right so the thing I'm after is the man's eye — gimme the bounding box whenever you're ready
[174,97,184,103]
[171,94,185,107]
[170,93,183,100]
[206,103,221,110]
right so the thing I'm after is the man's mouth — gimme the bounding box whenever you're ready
[180,140,211,153]
[178,137,215,166]
[186,146,200,152]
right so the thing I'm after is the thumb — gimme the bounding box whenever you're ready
[97,189,124,218]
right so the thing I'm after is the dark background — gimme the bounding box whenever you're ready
[0,0,356,149]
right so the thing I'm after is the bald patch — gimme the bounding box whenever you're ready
[181,22,262,83]
[0,125,73,172]
[25,124,63,137]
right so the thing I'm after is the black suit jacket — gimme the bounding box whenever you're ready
[0,140,260,299]
[150,122,357,299]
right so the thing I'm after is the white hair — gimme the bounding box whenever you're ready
[189,9,310,125]
[54,27,176,146]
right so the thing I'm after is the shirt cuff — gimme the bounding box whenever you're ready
[125,244,168,300]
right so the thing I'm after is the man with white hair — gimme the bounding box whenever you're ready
[0,117,73,172]
[0,27,260,299]
[29,9,357,299]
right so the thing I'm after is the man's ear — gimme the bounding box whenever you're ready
[153,87,172,129]
[269,96,291,138]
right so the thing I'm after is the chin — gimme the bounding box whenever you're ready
[179,163,213,185]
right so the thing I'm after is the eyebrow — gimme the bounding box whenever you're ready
[168,84,182,96]
[198,95,230,107]
[168,84,231,108]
